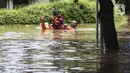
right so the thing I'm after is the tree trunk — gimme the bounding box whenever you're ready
[99,0,119,49]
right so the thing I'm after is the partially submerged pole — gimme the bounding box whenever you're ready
[96,0,99,47]
[96,0,103,48]
[100,21,103,49]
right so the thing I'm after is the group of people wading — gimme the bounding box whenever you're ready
[41,8,77,30]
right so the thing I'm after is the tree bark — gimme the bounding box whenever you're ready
[99,0,119,49]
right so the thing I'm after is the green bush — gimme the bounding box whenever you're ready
[114,5,126,23]
[0,1,125,25]
[0,1,96,24]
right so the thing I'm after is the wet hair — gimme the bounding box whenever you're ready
[53,10,60,16]
[53,10,57,16]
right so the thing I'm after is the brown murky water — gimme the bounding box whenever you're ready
[0,25,130,73]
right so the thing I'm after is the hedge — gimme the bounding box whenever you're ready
[0,1,125,25]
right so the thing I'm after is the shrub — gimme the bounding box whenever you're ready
[0,1,96,24]
[114,5,126,23]
[0,1,125,25]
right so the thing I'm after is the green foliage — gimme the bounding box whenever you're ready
[116,0,130,15]
[114,5,126,22]
[116,0,126,4]
[0,1,96,24]
[0,0,125,25]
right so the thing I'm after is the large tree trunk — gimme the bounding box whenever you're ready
[99,0,119,49]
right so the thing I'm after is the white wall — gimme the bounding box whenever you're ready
[7,0,13,10]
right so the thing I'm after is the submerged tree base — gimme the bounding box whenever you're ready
[99,0,119,49]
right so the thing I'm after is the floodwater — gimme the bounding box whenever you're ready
[0,25,129,73]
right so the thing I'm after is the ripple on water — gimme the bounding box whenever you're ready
[62,50,76,53]
[37,63,54,66]
[63,57,83,61]
[70,67,84,70]
[0,32,26,40]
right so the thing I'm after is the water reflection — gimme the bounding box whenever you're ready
[52,30,64,40]
[0,39,99,73]
[97,49,122,73]
[41,29,76,40]
[0,25,130,73]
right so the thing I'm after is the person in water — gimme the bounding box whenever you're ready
[50,8,64,29]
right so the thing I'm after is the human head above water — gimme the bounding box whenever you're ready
[52,7,60,16]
